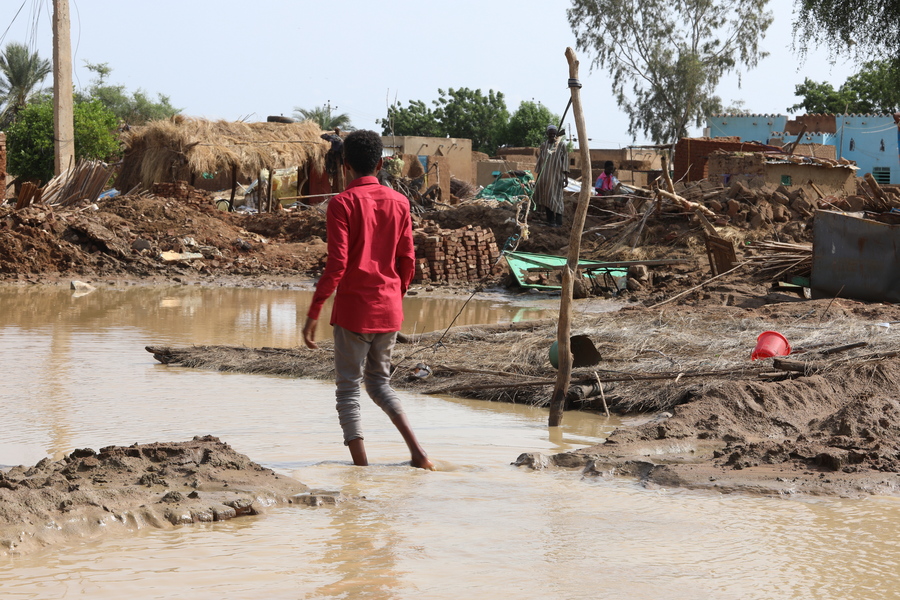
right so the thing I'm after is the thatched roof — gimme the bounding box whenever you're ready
[118,116,329,190]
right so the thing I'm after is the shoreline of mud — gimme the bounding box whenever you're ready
[0,436,345,557]
[138,296,900,500]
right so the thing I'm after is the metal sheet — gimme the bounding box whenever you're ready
[811,210,900,302]
[504,251,627,290]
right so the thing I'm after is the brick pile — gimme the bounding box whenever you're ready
[412,222,504,284]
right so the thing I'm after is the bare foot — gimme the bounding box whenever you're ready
[411,456,436,471]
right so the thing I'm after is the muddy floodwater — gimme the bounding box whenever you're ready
[4,284,900,599]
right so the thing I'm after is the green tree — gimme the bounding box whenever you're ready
[568,0,772,145]
[293,104,354,131]
[433,88,508,154]
[841,60,900,113]
[380,99,443,138]
[788,78,855,114]
[0,42,52,128]
[6,99,121,184]
[504,101,561,148]
[789,60,900,114]
[379,88,509,154]
[794,0,900,61]
[76,62,180,126]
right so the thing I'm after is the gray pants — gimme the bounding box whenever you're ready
[332,325,406,445]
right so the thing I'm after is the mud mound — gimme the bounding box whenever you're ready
[0,436,311,556]
[554,358,900,497]
[235,209,327,243]
[0,194,329,281]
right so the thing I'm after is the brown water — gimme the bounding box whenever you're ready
[3,284,900,599]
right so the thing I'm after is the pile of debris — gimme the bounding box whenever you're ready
[151,181,215,203]
[412,222,504,284]
[672,171,900,231]
[14,160,116,210]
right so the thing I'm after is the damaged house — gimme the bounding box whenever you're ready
[116,117,331,210]
[705,149,858,196]
[706,112,900,184]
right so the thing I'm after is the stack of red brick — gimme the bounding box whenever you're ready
[413,222,503,284]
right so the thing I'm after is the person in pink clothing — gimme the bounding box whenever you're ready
[303,129,434,470]
[594,160,620,196]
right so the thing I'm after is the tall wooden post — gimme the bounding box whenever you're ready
[52,0,75,176]
[548,48,593,427]
[266,166,275,212]
[230,164,238,204]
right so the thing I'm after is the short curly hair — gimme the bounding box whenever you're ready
[342,130,383,175]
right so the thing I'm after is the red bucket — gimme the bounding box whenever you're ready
[751,331,791,360]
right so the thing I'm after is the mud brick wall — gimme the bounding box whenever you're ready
[399,154,426,179]
[707,152,766,182]
[674,137,769,182]
[412,222,504,284]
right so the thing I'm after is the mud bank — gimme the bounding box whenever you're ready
[0,436,329,556]
[145,298,900,499]
[517,355,900,499]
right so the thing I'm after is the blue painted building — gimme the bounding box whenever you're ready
[707,113,900,184]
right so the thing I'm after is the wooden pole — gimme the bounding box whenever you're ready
[266,167,275,212]
[548,47,593,428]
[52,0,75,176]
[230,164,238,204]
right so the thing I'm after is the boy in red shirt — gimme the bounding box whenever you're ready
[303,130,434,470]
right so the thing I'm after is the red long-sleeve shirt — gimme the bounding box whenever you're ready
[307,176,415,333]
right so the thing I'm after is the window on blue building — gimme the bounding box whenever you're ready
[873,167,891,184]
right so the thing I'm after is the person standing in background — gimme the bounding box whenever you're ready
[533,125,569,227]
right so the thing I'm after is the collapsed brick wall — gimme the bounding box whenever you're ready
[413,222,503,284]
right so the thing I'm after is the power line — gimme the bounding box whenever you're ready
[0,1,28,47]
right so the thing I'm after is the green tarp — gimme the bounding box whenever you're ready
[476,171,534,202]
[504,251,628,291]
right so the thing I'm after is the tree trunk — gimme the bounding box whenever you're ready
[548,47,593,428]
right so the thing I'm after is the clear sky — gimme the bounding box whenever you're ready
[2,0,860,148]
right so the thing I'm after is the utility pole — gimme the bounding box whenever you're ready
[53,0,75,175]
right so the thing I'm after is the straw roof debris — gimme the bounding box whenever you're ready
[118,116,330,190]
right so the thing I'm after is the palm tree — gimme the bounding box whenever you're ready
[0,42,52,128]
[292,103,354,131]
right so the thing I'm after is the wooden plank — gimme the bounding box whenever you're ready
[705,235,737,276]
